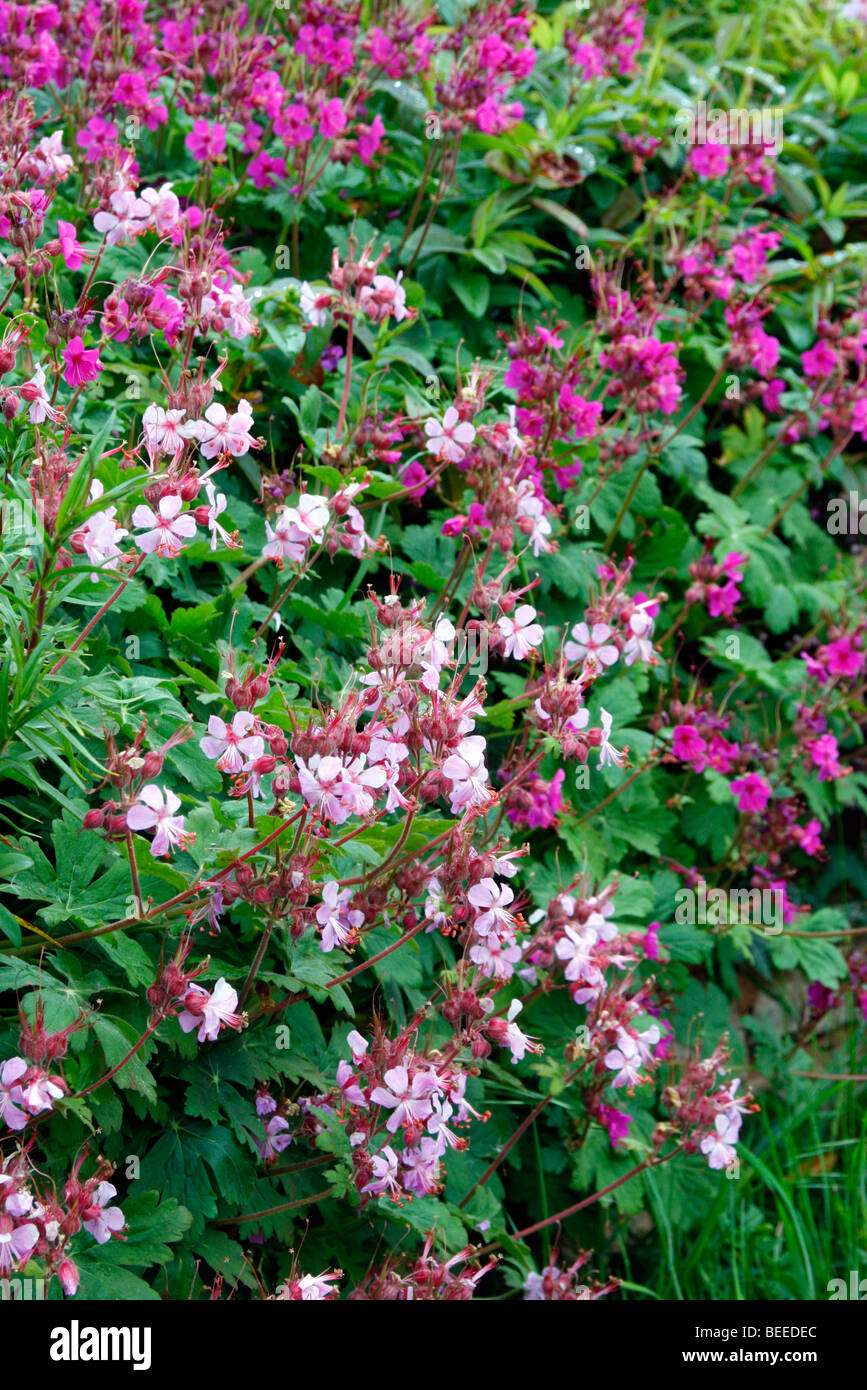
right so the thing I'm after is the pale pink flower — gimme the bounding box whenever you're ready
[178,977,243,1043]
[139,183,181,236]
[598,708,627,768]
[283,492,330,541]
[263,509,307,564]
[362,1145,400,1196]
[498,604,543,659]
[0,1057,28,1131]
[316,880,363,952]
[141,405,198,462]
[82,1182,125,1244]
[700,1112,740,1170]
[565,621,618,667]
[93,188,151,245]
[0,1216,39,1271]
[132,493,197,557]
[202,480,238,550]
[19,363,58,423]
[199,711,263,773]
[299,282,332,327]
[604,1030,643,1088]
[424,406,476,463]
[370,1065,438,1133]
[126,784,193,857]
[198,399,256,459]
[442,735,490,813]
[359,272,408,324]
[467,877,515,937]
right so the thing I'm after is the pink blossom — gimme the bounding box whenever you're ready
[93,188,150,245]
[467,877,515,937]
[186,120,227,161]
[132,494,197,557]
[809,733,845,782]
[565,621,618,667]
[597,708,627,768]
[259,1115,292,1161]
[126,784,193,857]
[0,1057,29,1131]
[319,97,347,139]
[359,272,408,324]
[277,103,315,147]
[82,1182,125,1244]
[61,336,103,387]
[0,1214,39,1271]
[57,219,86,269]
[362,1145,400,1196]
[497,603,543,659]
[178,977,243,1043]
[672,724,708,769]
[19,363,58,423]
[689,142,729,179]
[370,1064,438,1132]
[730,772,772,814]
[599,1104,633,1150]
[801,340,838,378]
[424,406,476,463]
[200,711,263,773]
[700,1112,740,1170]
[316,879,364,952]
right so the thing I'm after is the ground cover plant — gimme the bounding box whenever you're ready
[0,0,866,1303]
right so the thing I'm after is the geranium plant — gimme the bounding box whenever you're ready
[0,0,865,1303]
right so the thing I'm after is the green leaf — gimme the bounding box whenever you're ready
[451,273,490,318]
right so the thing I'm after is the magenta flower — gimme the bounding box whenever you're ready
[357,114,385,165]
[276,103,315,147]
[688,142,729,179]
[186,120,227,161]
[672,724,708,769]
[599,1105,633,1150]
[730,772,772,814]
[61,336,103,387]
[809,733,844,782]
[318,97,347,139]
[801,340,838,379]
[76,115,119,161]
[57,219,86,270]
